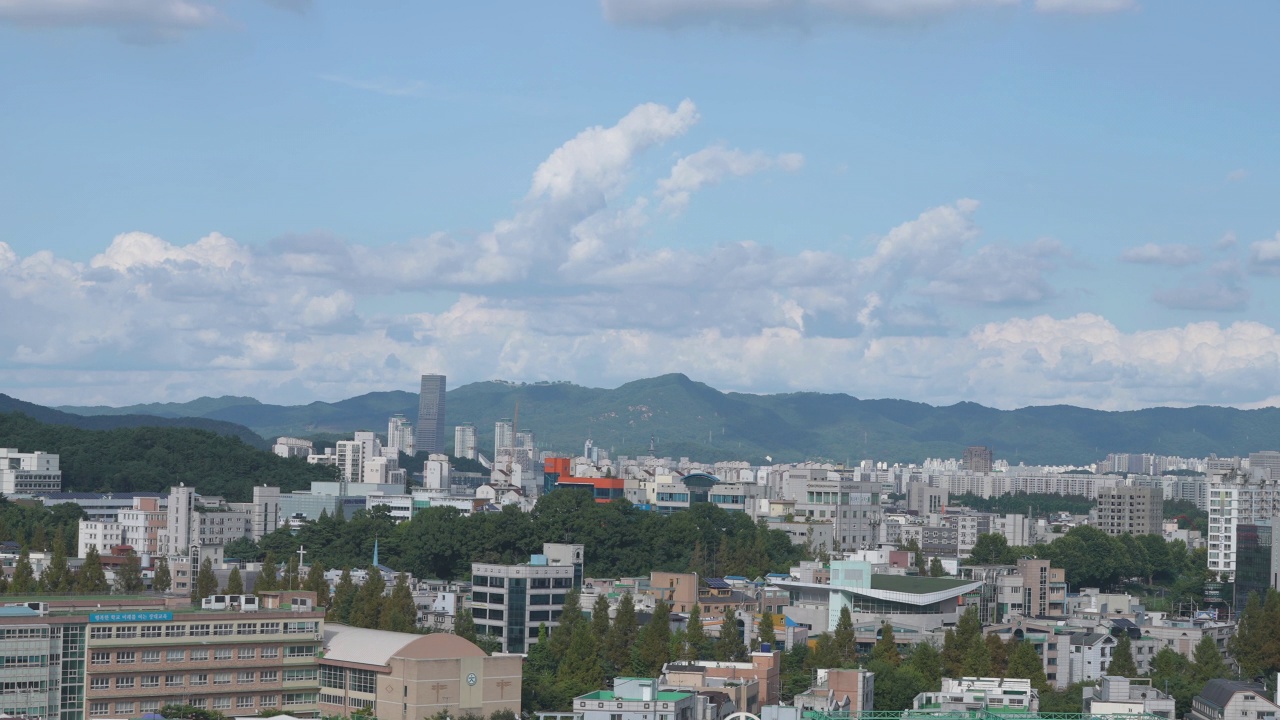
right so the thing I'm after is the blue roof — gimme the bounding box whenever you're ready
[766,573,789,579]
[725,575,748,581]
[704,578,731,589]
[0,606,40,617]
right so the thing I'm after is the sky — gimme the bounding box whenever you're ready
[1,0,1279,410]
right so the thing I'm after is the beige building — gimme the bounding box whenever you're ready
[319,625,521,719]
[1094,487,1163,536]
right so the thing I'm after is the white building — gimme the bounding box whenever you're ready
[1190,680,1280,720]
[387,415,415,457]
[913,677,1039,713]
[272,437,314,459]
[1084,676,1177,720]
[1207,469,1280,579]
[454,424,477,460]
[0,448,62,495]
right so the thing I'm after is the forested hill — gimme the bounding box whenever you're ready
[0,413,334,501]
[51,374,1280,465]
[1,393,268,450]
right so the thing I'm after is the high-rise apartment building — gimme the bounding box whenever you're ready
[386,415,415,457]
[416,375,446,455]
[454,424,477,460]
[1093,487,1163,536]
[1208,469,1280,580]
[1249,451,1280,480]
[494,419,513,460]
[963,446,993,474]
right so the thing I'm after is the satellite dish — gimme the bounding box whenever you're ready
[765,456,773,463]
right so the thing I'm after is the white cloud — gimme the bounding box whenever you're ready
[1120,242,1201,266]
[1226,168,1249,182]
[1033,0,1136,13]
[1153,262,1249,312]
[1249,233,1280,276]
[1215,232,1238,250]
[0,0,304,42]
[656,146,803,213]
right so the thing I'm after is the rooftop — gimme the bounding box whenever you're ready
[578,690,694,702]
[322,623,485,667]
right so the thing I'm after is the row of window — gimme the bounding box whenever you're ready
[88,694,287,716]
[319,693,374,709]
[319,666,376,693]
[0,655,47,668]
[88,621,317,641]
[90,646,283,664]
[0,628,50,639]
[87,668,318,690]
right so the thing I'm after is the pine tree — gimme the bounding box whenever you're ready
[381,574,418,633]
[684,603,708,660]
[758,609,777,649]
[114,552,145,593]
[1191,635,1229,685]
[224,568,245,595]
[10,549,37,594]
[1006,640,1049,691]
[591,594,611,640]
[40,536,73,593]
[633,599,672,675]
[941,628,965,677]
[153,557,172,593]
[76,546,108,593]
[986,632,1009,676]
[548,589,583,659]
[557,623,604,696]
[193,557,217,604]
[604,592,638,672]
[304,562,331,609]
[284,554,300,591]
[962,635,992,676]
[714,621,747,662]
[332,568,357,623]
[906,641,944,688]
[929,557,947,577]
[256,552,279,593]
[833,606,856,662]
[1108,635,1138,677]
[455,608,478,643]
[349,567,386,629]
[872,623,901,667]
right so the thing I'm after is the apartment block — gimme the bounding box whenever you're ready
[1094,487,1163,536]
[1208,470,1280,579]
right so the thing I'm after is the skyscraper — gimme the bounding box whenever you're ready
[416,374,446,454]
[494,418,514,460]
[454,423,477,460]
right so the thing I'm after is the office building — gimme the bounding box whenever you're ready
[416,374,447,455]
[318,625,520,719]
[454,424,477,460]
[0,448,62,495]
[470,543,582,654]
[1233,523,1280,615]
[1094,487,1163,536]
[907,483,947,515]
[963,446,993,474]
[1207,469,1280,579]
[1248,451,1280,480]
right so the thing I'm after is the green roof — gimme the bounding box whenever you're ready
[869,575,975,594]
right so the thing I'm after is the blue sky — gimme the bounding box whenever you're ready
[2,0,1279,409]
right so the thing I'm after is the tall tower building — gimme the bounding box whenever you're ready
[963,446,993,474]
[454,423,477,460]
[387,414,415,457]
[494,419,514,460]
[416,374,446,454]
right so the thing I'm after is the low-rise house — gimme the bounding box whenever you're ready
[913,677,1039,713]
[1190,680,1280,720]
[1083,676,1177,720]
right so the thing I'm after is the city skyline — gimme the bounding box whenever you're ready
[2,2,1279,411]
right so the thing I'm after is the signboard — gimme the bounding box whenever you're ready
[89,611,173,623]
[1204,582,1223,601]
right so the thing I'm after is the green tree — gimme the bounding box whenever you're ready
[870,663,929,711]
[714,621,747,662]
[1150,647,1196,717]
[330,567,357,623]
[833,606,856,662]
[1006,640,1048,691]
[604,592,638,672]
[114,552,145,593]
[941,628,965,677]
[872,623,901,667]
[962,634,992,676]
[76,546,109,593]
[633,599,672,675]
[684,603,708,660]
[153,556,172,593]
[549,589,584,659]
[304,560,330,609]
[1191,635,1229,686]
[256,552,279,593]
[758,609,777,649]
[591,593,612,643]
[223,567,244,595]
[904,538,927,575]
[1107,635,1138,677]
[40,536,74,593]
[193,557,217,604]
[968,533,1013,565]
[283,554,300,591]
[223,537,261,562]
[906,641,944,688]
[807,633,840,670]
[557,623,604,697]
[349,567,386,629]
[381,573,418,633]
[986,633,1008,676]
[10,549,37,594]
[929,557,947,577]
[455,607,478,643]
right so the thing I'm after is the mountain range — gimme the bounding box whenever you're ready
[45,373,1280,465]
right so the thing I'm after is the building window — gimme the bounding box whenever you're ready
[239,647,256,660]
[165,624,187,638]
[167,674,184,687]
[141,701,161,713]
[91,652,111,665]
[319,693,344,706]
[213,697,232,710]
[260,622,281,634]
[191,674,209,686]
[90,703,110,717]
[215,672,232,685]
[215,649,233,661]
[115,626,136,639]
[90,627,112,640]
[237,623,259,635]
[283,693,316,707]
[260,670,279,683]
[141,675,160,688]
[167,649,186,662]
[261,695,279,708]
[261,647,280,660]
[191,699,207,709]
[349,669,377,694]
[285,668,317,682]
[191,649,210,662]
[320,665,345,689]
[349,698,375,710]
[285,645,316,658]
[238,697,256,709]
[116,677,135,689]
[214,623,234,636]
[140,625,162,638]
[143,650,161,663]
[239,671,257,684]
[191,624,211,637]
[90,678,110,690]
[116,651,135,664]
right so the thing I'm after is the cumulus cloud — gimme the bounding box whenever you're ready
[1120,242,1201,266]
[6,99,1273,410]
[1249,233,1280,276]
[656,146,803,213]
